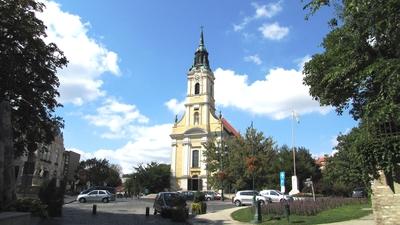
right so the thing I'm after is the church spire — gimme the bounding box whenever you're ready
[192,27,210,70]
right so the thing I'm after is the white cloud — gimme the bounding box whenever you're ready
[37,0,120,105]
[84,98,149,139]
[252,2,282,19]
[295,55,312,71]
[67,124,172,174]
[214,67,331,120]
[330,128,352,148]
[244,54,262,65]
[258,22,289,40]
[165,98,186,115]
[233,1,282,32]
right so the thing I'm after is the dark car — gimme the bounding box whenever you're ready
[153,192,188,218]
[352,187,366,198]
[80,186,116,200]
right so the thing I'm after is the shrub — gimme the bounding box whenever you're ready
[261,197,368,216]
[13,198,48,218]
[193,191,205,203]
[191,202,207,215]
[38,178,65,217]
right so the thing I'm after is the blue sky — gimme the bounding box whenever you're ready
[38,0,357,173]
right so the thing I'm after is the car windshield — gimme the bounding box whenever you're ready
[275,190,283,195]
[164,193,185,206]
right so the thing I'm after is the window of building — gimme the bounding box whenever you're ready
[194,112,199,125]
[192,150,199,168]
[194,83,200,95]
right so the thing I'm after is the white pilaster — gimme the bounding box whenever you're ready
[182,138,191,176]
[171,140,177,176]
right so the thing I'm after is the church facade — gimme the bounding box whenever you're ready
[170,31,238,191]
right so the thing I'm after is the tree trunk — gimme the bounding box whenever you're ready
[0,100,16,210]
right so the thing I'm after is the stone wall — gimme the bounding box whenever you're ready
[371,172,400,225]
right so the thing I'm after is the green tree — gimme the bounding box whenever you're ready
[302,0,400,181]
[79,158,122,187]
[321,128,371,196]
[131,162,170,193]
[277,145,321,192]
[203,125,275,191]
[0,0,67,210]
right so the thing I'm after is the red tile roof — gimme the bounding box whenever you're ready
[222,118,240,137]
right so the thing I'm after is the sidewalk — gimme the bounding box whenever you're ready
[190,207,375,225]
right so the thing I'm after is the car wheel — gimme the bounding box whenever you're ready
[259,200,265,206]
[79,198,86,203]
[234,200,242,207]
[206,197,211,201]
[102,198,109,203]
[280,198,286,203]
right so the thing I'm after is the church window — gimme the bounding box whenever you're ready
[194,83,200,95]
[194,112,199,125]
[192,150,199,168]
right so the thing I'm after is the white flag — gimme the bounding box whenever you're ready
[292,110,300,123]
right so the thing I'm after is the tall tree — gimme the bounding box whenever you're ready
[0,0,67,209]
[277,145,321,192]
[130,162,170,193]
[79,158,122,187]
[203,125,275,191]
[321,128,372,196]
[302,0,400,181]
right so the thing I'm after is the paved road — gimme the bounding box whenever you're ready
[35,197,235,225]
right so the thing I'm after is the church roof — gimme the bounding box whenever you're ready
[222,118,240,137]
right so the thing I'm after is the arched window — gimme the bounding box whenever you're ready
[192,150,199,168]
[194,83,200,95]
[194,112,199,125]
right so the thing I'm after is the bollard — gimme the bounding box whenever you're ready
[145,207,149,217]
[257,200,262,222]
[92,204,97,215]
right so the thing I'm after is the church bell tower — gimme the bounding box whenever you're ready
[170,30,238,191]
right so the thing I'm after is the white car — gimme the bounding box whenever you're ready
[203,191,221,201]
[77,190,113,203]
[232,190,271,206]
[259,189,293,203]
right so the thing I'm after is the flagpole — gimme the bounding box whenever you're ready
[289,110,299,195]
[292,110,296,176]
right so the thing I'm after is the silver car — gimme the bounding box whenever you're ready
[233,190,271,206]
[77,190,112,203]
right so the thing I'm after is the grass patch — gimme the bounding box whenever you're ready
[231,203,372,225]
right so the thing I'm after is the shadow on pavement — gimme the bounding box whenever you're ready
[34,206,191,225]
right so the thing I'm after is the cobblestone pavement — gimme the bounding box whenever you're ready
[34,197,235,225]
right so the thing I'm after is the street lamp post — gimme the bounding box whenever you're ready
[250,122,261,224]
[219,112,225,201]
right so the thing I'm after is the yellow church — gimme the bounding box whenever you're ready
[170,31,239,191]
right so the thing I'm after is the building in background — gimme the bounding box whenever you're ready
[63,150,81,192]
[15,133,66,193]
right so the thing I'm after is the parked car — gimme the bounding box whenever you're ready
[179,191,195,201]
[203,191,221,201]
[233,190,271,206]
[153,192,188,218]
[259,189,293,202]
[77,190,113,203]
[352,187,366,198]
[80,186,116,201]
